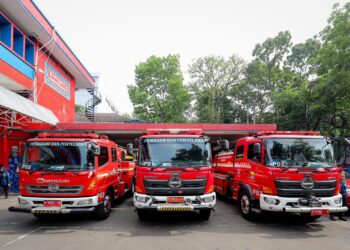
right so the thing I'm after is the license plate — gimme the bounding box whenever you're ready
[166,197,184,203]
[43,200,62,207]
[311,209,329,216]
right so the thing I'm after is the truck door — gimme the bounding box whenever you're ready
[247,142,262,196]
[110,147,119,186]
[96,146,110,190]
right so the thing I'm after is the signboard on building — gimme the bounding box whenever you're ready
[44,61,70,100]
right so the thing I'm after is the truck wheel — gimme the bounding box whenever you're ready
[198,210,211,220]
[239,190,254,220]
[136,209,148,221]
[96,191,113,220]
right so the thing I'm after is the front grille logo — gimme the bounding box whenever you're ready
[48,184,59,192]
[169,177,182,188]
[301,178,315,190]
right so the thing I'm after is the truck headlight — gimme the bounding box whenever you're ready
[18,198,30,206]
[202,195,215,203]
[334,196,342,205]
[135,195,150,203]
[263,197,280,205]
[77,198,94,206]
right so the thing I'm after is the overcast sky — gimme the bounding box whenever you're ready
[34,0,348,115]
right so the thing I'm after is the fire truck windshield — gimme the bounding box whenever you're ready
[139,138,211,167]
[264,138,335,168]
[22,141,92,172]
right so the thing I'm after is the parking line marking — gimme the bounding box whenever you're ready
[2,227,42,248]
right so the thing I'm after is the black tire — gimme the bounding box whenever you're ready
[239,190,255,220]
[136,209,148,221]
[198,210,211,220]
[95,191,113,220]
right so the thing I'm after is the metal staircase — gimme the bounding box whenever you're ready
[85,88,102,122]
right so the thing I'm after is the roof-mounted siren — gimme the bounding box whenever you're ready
[38,132,100,139]
[146,129,204,135]
[256,131,320,136]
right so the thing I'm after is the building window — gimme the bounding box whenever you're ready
[25,39,34,65]
[0,14,11,47]
[0,12,35,66]
[13,27,24,57]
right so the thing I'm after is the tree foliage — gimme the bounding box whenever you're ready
[188,55,245,123]
[127,3,350,137]
[128,55,190,123]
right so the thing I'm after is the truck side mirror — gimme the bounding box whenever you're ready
[220,140,230,151]
[253,143,261,155]
[126,143,133,155]
[121,151,126,161]
[135,138,140,148]
[89,142,100,156]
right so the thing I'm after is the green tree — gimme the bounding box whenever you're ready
[252,31,292,90]
[128,55,190,123]
[243,31,292,123]
[285,38,320,83]
[188,55,245,123]
[273,38,321,130]
[75,104,85,113]
[315,3,350,135]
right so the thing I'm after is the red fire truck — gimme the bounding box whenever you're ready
[133,129,216,220]
[9,133,134,220]
[213,131,348,220]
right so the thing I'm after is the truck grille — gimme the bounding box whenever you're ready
[274,180,336,197]
[27,185,84,194]
[144,179,207,196]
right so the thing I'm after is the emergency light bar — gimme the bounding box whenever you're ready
[146,129,204,135]
[38,133,101,139]
[256,131,320,136]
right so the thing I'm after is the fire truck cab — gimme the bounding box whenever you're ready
[214,131,348,220]
[9,133,134,220]
[133,129,216,220]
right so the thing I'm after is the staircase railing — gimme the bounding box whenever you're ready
[85,88,102,122]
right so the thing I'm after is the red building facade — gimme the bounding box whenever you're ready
[0,0,95,165]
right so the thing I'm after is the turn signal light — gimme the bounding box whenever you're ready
[262,186,273,194]
[135,185,143,193]
[87,180,97,190]
[207,185,215,193]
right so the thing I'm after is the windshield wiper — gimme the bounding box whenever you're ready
[155,161,174,167]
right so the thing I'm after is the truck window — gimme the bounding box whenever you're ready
[98,146,109,167]
[248,143,261,162]
[236,145,244,160]
[111,148,117,162]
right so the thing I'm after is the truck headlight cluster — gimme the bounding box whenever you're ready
[202,195,215,203]
[263,197,280,205]
[334,196,342,205]
[18,198,30,206]
[77,198,94,206]
[135,196,150,203]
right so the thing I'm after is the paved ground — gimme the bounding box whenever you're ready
[0,194,350,250]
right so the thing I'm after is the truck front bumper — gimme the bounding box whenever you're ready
[8,195,100,214]
[260,193,348,213]
[133,192,216,211]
